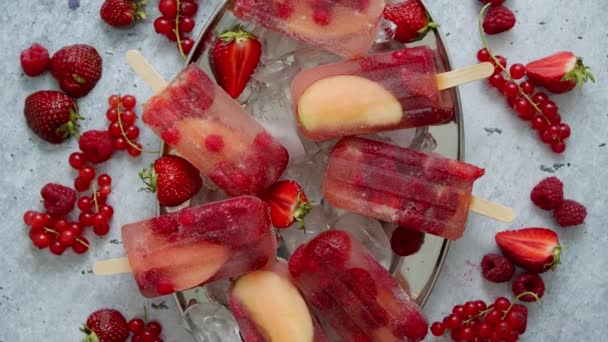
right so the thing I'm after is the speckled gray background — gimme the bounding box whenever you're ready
[0,0,606,341]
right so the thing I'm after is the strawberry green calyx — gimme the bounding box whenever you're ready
[294,191,312,231]
[57,104,83,139]
[139,165,158,193]
[218,25,258,45]
[563,57,595,87]
[545,245,563,271]
[80,325,100,342]
[414,13,438,42]
[132,0,148,21]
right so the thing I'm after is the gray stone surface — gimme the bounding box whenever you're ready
[0,0,606,341]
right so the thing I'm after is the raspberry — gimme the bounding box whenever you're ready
[530,176,564,210]
[20,43,50,77]
[512,272,545,302]
[78,130,114,164]
[40,183,76,217]
[481,253,515,282]
[483,5,516,35]
[553,199,587,227]
[390,226,425,256]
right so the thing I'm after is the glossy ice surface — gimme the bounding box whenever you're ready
[232,0,385,58]
[142,64,288,196]
[323,137,485,240]
[292,46,454,141]
[122,196,276,298]
[289,230,429,341]
[229,260,327,342]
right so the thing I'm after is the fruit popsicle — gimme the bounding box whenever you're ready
[322,137,485,240]
[121,196,277,298]
[289,230,429,341]
[142,64,288,196]
[229,260,328,342]
[232,0,385,58]
[292,46,453,141]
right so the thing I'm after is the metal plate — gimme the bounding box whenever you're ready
[166,0,464,337]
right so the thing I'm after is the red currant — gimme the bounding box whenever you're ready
[108,95,121,108]
[474,300,487,312]
[477,48,491,62]
[159,0,178,18]
[98,174,112,186]
[505,310,525,330]
[179,17,195,33]
[99,205,114,219]
[464,302,479,316]
[31,231,51,248]
[460,327,474,341]
[452,305,465,318]
[109,122,123,137]
[79,212,94,227]
[180,1,198,16]
[23,210,36,225]
[494,55,507,69]
[165,30,181,42]
[445,314,461,330]
[106,108,119,122]
[551,113,562,125]
[140,331,156,342]
[129,318,145,334]
[540,101,558,118]
[79,166,96,183]
[72,236,89,254]
[430,322,445,336]
[74,177,91,192]
[154,17,173,34]
[450,327,464,342]
[121,110,136,125]
[69,152,86,169]
[49,239,67,255]
[485,309,502,326]
[31,213,47,230]
[93,223,110,236]
[478,322,492,338]
[496,321,511,337]
[559,123,571,139]
[503,82,519,97]
[532,115,548,132]
[121,95,137,110]
[93,213,108,227]
[126,125,140,139]
[59,229,77,246]
[531,92,549,104]
[519,80,535,95]
[488,74,505,89]
[494,297,511,311]
[113,137,128,150]
[99,185,112,197]
[551,141,566,153]
[180,37,195,55]
[505,329,519,342]
[146,321,162,335]
[127,143,143,157]
[515,99,533,120]
[54,219,69,232]
[509,63,526,79]
[70,222,83,236]
[78,196,93,212]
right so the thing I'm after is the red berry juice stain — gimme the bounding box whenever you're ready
[463,260,480,282]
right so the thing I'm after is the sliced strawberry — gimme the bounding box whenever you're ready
[209,26,262,99]
[261,180,311,229]
[495,227,562,273]
[525,51,595,94]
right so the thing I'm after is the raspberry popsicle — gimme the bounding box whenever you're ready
[142,64,288,196]
[121,196,277,298]
[289,230,428,341]
[292,46,487,141]
[232,0,385,58]
[230,260,327,342]
[323,137,485,240]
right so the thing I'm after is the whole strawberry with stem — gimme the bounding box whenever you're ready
[525,51,595,94]
[24,90,82,143]
[100,0,148,27]
[383,0,437,43]
[261,180,312,229]
[81,308,129,342]
[209,25,262,99]
[495,227,562,273]
[140,155,203,207]
[50,44,102,98]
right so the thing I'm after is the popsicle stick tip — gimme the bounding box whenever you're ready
[125,50,168,93]
[93,257,132,276]
[469,196,516,223]
[436,62,495,90]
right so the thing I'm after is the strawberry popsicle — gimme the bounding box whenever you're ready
[289,230,429,341]
[229,260,327,342]
[292,46,453,141]
[121,196,277,298]
[142,64,288,196]
[232,0,385,58]
[322,137,485,240]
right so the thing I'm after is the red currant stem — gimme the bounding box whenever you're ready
[462,307,493,325]
[175,0,186,59]
[42,227,92,249]
[478,3,560,138]
[116,97,159,154]
[144,305,148,324]
[502,291,541,319]
[92,183,100,213]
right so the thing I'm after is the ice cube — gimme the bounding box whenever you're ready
[284,160,324,203]
[293,47,343,70]
[279,205,330,253]
[183,301,241,342]
[375,18,397,44]
[333,213,392,269]
[377,128,418,148]
[260,120,306,164]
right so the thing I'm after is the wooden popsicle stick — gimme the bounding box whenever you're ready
[126,50,168,93]
[93,257,132,275]
[470,196,516,223]
[436,62,494,90]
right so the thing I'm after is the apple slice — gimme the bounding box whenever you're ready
[297,75,402,138]
[232,270,314,342]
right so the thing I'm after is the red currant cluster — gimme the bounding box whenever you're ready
[76,174,114,236]
[106,94,143,157]
[477,48,571,153]
[153,0,199,57]
[430,293,537,342]
[24,211,90,255]
[128,316,165,342]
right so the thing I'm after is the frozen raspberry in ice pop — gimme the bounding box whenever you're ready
[229,260,328,342]
[292,46,455,141]
[232,0,385,58]
[142,64,288,196]
[289,230,429,341]
[322,137,485,240]
[121,196,277,298]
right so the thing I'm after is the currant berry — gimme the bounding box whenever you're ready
[69,152,87,169]
[106,108,119,122]
[509,63,526,79]
[496,321,512,337]
[478,322,492,338]
[92,213,108,227]
[452,305,465,318]
[450,327,464,342]
[98,174,112,186]
[477,48,491,62]
[464,302,479,316]
[93,223,110,236]
[121,110,136,125]
[74,177,91,192]
[78,196,94,212]
[49,239,67,255]
[109,122,123,137]
[445,314,461,330]
[531,92,549,104]
[180,37,195,55]
[494,55,507,70]
[125,125,140,139]
[127,143,143,157]
[541,129,555,144]
[494,297,511,311]
[59,229,77,246]
[551,141,566,153]
[129,318,145,334]
[430,322,445,336]
[485,309,502,326]
[146,321,162,335]
[503,82,519,97]
[108,95,121,108]
[69,222,83,236]
[30,213,47,230]
[559,123,571,139]
[31,231,51,248]
[460,327,474,341]
[54,219,69,232]
[551,113,562,125]
[72,236,89,254]
[79,166,96,183]
[180,1,198,16]
[99,205,114,219]
[474,300,487,312]
[121,95,137,110]
[532,115,548,132]
[489,73,505,89]
[159,0,178,18]
[519,80,535,95]
[154,17,173,34]
[113,137,128,150]
[99,185,112,197]
[515,99,533,120]
[540,101,558,118]
[79,212,94,227]
[23,210,37,225]
[179,17,195,33]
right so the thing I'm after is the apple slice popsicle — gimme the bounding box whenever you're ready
[323,137,514,240]
[232,0,386,58]
[94,196,277,298]
[229,260,328,342]
[128,51,288,197]
[292,46,494,141]
[289,230,429,341]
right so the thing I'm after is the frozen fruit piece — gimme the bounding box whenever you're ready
[305,230,351,267]
[41,183,76,217]
[481,253,515,283]
[495,227,562,273]
[390,226,425,256]
[79,130,114,164]
[553,199,587,227]
[530,176,564,210]
[512,272,545,302]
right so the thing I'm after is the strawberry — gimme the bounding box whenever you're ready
[209,26,262,99]
[261,180,312,229]
[140,155,203,207]
[81,308,129,342]
[23,90,82,143]
[383,0,437,44]
[100,0,147,27]
[50,44,102,98]
[495,227,562,273]
[525,51,595,94]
